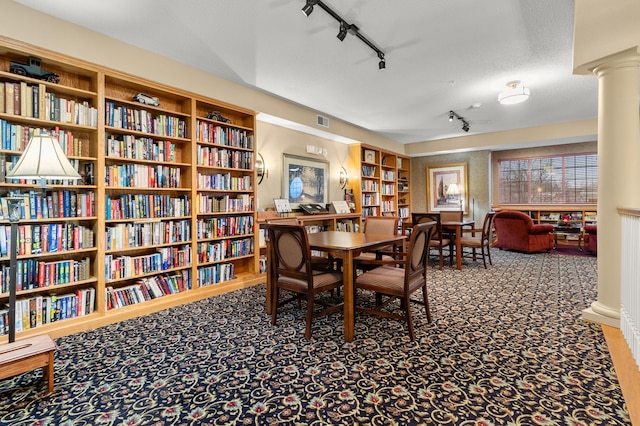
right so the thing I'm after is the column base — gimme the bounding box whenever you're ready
[582,301,620,328]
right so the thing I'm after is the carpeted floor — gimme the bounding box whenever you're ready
[0,249,629,425]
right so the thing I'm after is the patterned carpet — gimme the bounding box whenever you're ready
[0,249,630,425]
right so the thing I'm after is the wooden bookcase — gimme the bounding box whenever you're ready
[0,37,262,343]
[349,143,411,223]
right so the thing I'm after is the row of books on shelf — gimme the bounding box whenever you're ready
[105,219,191,251]
[196,237,254,263]
[105,163,182,188]
[104,245,192,282]
[105,134,177,162]
[361,165,377,177]
[105,101,188,138]
[195,121,254,149]
[335,220,359,232]
[0,257,91,292]
[398,207,410,219]
[197,173,252,191]
[381,184,395,195]
[0,122,92,157]
[196,193,253,214]
[361,180,379,191]
[0,81,98,126]
[105,194,190,220]
[382,171,395,180]
[0,222,94,257]
[196,215,254,239]
[0,190,95,220]
[197,145,254,170]
[362,193,380,206]
[198,263,235,286]
[381,201,395,212]
[0,287,96,335]
[362,207,379,217]
[105,270,191,311]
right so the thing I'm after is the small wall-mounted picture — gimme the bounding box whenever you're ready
[363,150,376,163]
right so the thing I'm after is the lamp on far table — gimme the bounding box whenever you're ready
[4,133,81,342]
[446,183,462,211]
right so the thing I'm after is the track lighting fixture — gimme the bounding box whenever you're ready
[301,0,385,70]
[378,52,385,70]
[448,110,471,133]
[337,21,348,41]
[301,0,317,17]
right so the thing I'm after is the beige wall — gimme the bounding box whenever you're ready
[256,122,351,210]
[411,151,491,222]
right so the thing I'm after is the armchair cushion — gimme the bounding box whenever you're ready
[493,210,554,253]
[584,224,597,254]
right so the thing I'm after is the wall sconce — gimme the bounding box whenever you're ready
[339,166,349,190]
[256,152,268,185]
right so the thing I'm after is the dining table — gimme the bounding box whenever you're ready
[305,231,408,342]
[402,219,475,270]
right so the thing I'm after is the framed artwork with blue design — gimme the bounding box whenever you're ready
[282,154,329,210]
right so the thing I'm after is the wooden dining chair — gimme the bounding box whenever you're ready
[353,216,400,273]
[267,223,344,339]
[411,212,452,270]
[354,221,436,341]
[459,211,495,268]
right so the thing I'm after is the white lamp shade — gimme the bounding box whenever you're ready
[446,183,459,195]
[6,134,81,180]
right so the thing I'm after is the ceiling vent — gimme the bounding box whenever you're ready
[317,115,329,128]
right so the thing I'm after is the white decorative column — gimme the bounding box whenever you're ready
[582,48,640,327]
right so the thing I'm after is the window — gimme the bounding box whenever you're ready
[498,153,597,204]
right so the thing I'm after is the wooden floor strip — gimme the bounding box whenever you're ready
[602,325,640,425]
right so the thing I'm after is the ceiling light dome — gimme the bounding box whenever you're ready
[498,80,530,105]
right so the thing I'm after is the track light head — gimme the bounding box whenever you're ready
[337,21,348,41]
[462,121,470,132]
[448,111,454,122]
[301,0,317,17]
[378,51,385,70]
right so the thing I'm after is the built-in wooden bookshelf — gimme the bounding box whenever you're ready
[0,37,261,342]
[348,144,411,224]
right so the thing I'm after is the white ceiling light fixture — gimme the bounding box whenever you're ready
[498,80,530,105]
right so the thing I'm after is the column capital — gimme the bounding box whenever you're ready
[587,47,640,77]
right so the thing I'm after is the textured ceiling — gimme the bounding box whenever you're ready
[13,0,599,146]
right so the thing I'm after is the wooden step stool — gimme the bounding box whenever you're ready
[0,335,56,393]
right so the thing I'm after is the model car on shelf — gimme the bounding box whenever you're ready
[206,111,231,123]
[10,56,60,83]
[133,93,160,107]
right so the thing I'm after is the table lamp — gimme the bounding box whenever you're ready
[4,133,81,342]
[446,183,462,211]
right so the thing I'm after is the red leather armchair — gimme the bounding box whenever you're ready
[493,210,554,253]
[584,224,597,254]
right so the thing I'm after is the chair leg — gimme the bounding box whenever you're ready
[438,247,443,270]
[481,250,487,269]
[487,246,493,265]
[405,297,416,341]
[305,293,314,339]
[271,287,280,325]
[422,286,432,323]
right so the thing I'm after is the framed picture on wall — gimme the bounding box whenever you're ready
[426,163,468,212]
[282,154,329,210]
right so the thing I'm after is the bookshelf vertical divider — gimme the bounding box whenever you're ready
[0,37,261,342]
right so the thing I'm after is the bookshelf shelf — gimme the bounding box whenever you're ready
[0,37,261,342]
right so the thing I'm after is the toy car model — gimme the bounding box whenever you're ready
[133,93,160,107]
[10,56,60,83]
[206,111,231,123]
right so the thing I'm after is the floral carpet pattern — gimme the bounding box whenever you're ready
[0,250,630,425]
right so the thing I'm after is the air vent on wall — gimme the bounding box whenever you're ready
[317,115,329,128]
